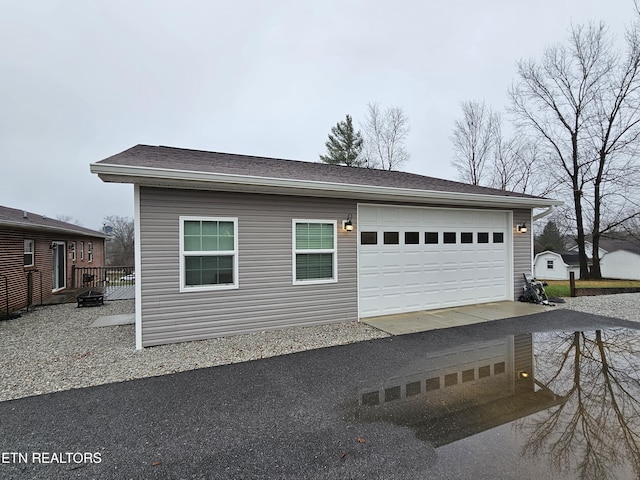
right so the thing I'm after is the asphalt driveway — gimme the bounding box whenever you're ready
[1,309,639,479]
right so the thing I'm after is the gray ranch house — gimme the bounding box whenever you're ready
[91,145,560,348]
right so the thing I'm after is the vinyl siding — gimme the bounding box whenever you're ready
[138,187,533,346]
[513,333,534,393]
[512,209,533,299]
[138,187,358,346]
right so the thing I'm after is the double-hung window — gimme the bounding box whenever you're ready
[180,217,238,291]
[293,220,337,284]
[24,239,35,267]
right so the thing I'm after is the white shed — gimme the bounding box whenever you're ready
[533,251,582,280]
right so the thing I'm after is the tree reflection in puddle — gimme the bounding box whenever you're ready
[350,327,640,479]
[518,329,640,480]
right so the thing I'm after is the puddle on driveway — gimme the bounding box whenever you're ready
[349,328,640,479]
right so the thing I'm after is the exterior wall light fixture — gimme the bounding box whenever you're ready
[517,222,528,234]
[342,214,354,232]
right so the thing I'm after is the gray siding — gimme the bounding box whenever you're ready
[139,187,358,346]
[512,209,533,299]
[138,187,534,346]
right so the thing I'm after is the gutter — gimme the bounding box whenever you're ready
[533,205,557,221]
[91,163,563,209]
[0,220,106,238]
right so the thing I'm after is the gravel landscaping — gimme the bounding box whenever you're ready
[560,292,640,323]
[0,300,389,402]
[1,293,639,403]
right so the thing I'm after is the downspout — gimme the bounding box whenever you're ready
[533,205,556,222]
[1,274,7,320]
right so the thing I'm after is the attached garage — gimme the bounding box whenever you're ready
[358,205,512,317]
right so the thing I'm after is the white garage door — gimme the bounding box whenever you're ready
[358,205,512,318]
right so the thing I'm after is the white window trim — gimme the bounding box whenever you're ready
[179,216,239,292]
[87,242,93,262]
[24,239,35,267]
[292,219,338,285]
[70,242,77,262]
[80,241,84,261]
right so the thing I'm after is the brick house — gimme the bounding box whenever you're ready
[0,205,106,317]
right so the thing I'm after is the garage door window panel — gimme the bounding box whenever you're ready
[361,231,378,245]
[180,217,238,291]
[384,232,399,245]
[443,232,457,244]
[293,221,337,284]
[425,232,439,244]
[404,232,419,244]
[461,232,473,244]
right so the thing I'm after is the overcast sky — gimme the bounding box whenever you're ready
[0,1,634,230]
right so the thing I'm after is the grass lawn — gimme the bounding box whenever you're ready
[542,279,640,298]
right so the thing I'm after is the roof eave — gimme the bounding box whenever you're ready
[0,219,106,238]
[90,163,563,209]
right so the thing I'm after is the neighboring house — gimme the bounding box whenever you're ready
[533,251,584,280]
[567,241,607,260]
[0,205,106,317]
[599,239,640,280]
[567,238,640,280]
[91,145,561,348]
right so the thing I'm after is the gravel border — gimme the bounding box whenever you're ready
[0,300,389,402]
[557,292,640,323]
[2,293,639,403]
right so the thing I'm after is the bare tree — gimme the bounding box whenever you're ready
[361,102,410,170]
[450,102,555,197]
[103,215,134,266]
[489,134,521,191]
[508,138,558,196]
[518,329,640,479]
[586,20,640,277]
[489,124,557,196]
[509,21,640,279]
[451,100,498,185]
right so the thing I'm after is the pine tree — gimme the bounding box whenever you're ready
[319,114,364,167]
[536,221,566,252]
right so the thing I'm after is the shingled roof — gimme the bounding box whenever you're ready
[92,145,561,208]
[598,237,640,255]
[0,205,105,237]
[556,251,585,266]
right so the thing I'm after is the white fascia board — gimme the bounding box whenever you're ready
[90,163,563,209]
